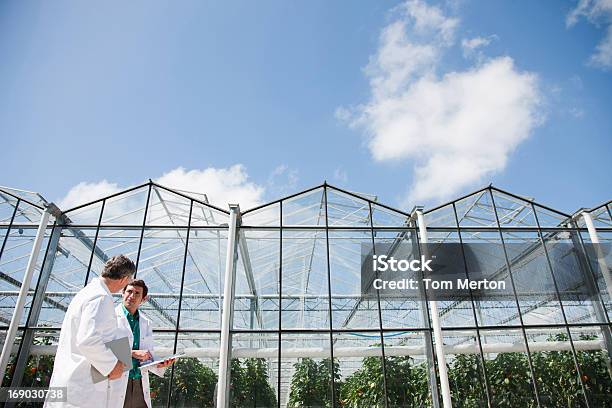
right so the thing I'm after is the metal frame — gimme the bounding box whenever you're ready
[0,183,610,407]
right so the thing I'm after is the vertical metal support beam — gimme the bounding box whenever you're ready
[569,217,612,375]
[0,207,51,381]
[415,210,453,408]
[9,223,62,390]
[276,201,283,408]
[166,201,193,408]
[217,204,240,408]
[409,225,440,408]
[134,183,153,275]
[322,186,337,407]
[367,202,389,408]
[582,211,612,300]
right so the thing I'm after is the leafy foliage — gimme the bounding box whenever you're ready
[230,358,277,407]
[339,356,430,408]
[150,357,217,407]
[286,335,611,408]
[287,358,341,408]
[447,354,486,408]
[3,335,55,388]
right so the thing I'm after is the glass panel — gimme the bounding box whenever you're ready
[282,188,326,226]
[589,205,612,228]
[492,191,537,227]
[329,230,379,330]
[456,191,496,227]
[0,188,46,209]
[569,326,612,406]
[444,330,488,407]
[101,186,150,225]
[190,202,229,227]
[38,227,97,327]
[178,228,226,331]
[14,330,59,387]
[479,329,537,406]
[231,331,278,407]
[542,230,604,325]
[0,194,19,224]
[1,329,22,387]
[460,231,521,326]
[234,230,279,331]
[0,227,50,326]
[281,230,329,330]
[134,229,188,330]
[433,230,522,327]
[325,188,371,227]
[534,204,569,228]
[146,186,192,226]
[376,230,427,329]
[13,200,45,225]
[150,332,220,407]
[423,204,456,228]
[63,201,103,225]
[283,332,332,408]
[502,232,565,325]
[242,203,280,227]
[384,331,433,407]
[371,203,411,227]
[571,231,610,322]
[430,231,478,328]
[525,327,583,407]
[86,228,142,284]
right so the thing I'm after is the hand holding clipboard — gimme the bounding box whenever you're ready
[90,337,132,383]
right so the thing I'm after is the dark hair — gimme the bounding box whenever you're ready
[101,255,136,280]
[123,279,148,298]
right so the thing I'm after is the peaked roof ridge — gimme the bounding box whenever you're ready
[489,185,570,217]
[423,184,571,218]
[241,182,412,217]
[63,180,230,216]
[150,181,229,214]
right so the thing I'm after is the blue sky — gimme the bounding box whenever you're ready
[1,0,610,214]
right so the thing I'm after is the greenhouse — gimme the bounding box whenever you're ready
[0,181,610,407]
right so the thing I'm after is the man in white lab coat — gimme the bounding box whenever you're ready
[45,254,137,408]
[110,279,174,408]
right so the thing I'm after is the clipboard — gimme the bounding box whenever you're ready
[139,352,186,369]
[90,337,132,383]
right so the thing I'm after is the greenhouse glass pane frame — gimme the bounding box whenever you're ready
[0,182,609,408]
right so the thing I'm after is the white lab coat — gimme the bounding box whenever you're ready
[109,304,167,408]
[44,278,123,408]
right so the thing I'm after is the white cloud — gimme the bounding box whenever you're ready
[58,180,120,210]
[333,168,348,183]
[338,0,542,205]
[569,107,585,118]
[567,0,612,69]
[58,165,266,213]
[157,165,265,209]
[461,36,491,51]
[461,35,496,59]
[266,164,299,198]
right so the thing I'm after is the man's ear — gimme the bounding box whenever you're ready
[142,295,148,303]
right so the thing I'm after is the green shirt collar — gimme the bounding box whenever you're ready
[122,304,139,320]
